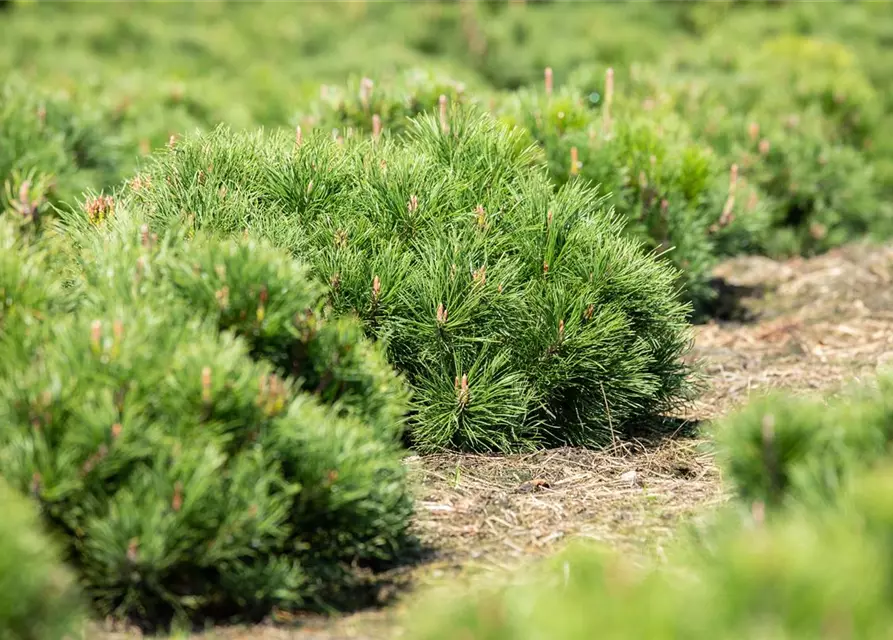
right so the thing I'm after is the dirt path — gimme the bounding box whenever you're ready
[693,242,893,419]
[101,242,893,640]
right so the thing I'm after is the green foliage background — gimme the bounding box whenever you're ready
[3,1,891,309]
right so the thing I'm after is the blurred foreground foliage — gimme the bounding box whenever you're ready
[408,369,893,639]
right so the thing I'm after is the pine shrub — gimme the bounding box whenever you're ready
[682,97,892,256]
[292,71,771,315]
[64,212,411,439]
[667,33,893,256]
[713,372,893,510]
[406,524,893,638]
[0,479,84,640]
[752,36,882,150]
[0,217,414,627]
[740,116,890,256]
[295,68,477,140]
[0,78,120,221]
[123,108,694,452]
[499,80,770,315]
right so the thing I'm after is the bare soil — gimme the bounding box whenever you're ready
[99,242,893,640]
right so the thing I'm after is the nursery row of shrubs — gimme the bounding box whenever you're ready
[4,295,891,637]
[8,67,892,292]
[2,1,893,635]
[122,112,695,453]
[300,47,892,308]
[404,370,893,638]
[4,27,892,316]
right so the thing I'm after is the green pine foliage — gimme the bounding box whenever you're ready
[713,371,893,510]
[63,210,411,439]
[296,68,478,139]
[665,30,893,256]
[676,95,891,257]
[0,216,414,627]
[0,79,121,221]
[744,35,881,150]
[122,108,695,453]
[0,479,85,640]
[752,125,889,256]
[4,3,892,265]
[296,70,772,315]
[498,81,771,314]
[0,217,73,353]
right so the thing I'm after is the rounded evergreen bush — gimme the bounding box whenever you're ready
[63,211,411,440]
[498,81,770,315]
[406,516,893,639]
[124,108,695,453]
[713,372,893,510]
[0,217,414,628]
[679,95,892,257]
[752,35,882,150]
[664,32,893,257]
[0,479,84,640]
[735,115,889,256]
[291,71,769,315]
[0,78,121,223]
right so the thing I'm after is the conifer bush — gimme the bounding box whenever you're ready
[750,36,882,150]
[0,217,414,627]
[291,71,773,314]
[295,68,477,139]
[713,372,893,510]
[123,109,694,452]
[0,479,85,640]
[747,124,889,256]
[64,212,411,439]
[407,520,893,639]
[498,79,770,314]
[0,79,120,218]
[666,32,893,256]
[680,95,892,256]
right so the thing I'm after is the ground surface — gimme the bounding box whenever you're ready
[99,242,893,639]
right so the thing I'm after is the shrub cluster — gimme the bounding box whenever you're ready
[667,32,893,256]
[0,215,414,628]
[287,68,773,314]
[498,73,770,314]
[122,109,695,453]
[2,1,893,636]
[4,3,891,267]
[0,478,84,640]
[298,63,881,314]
